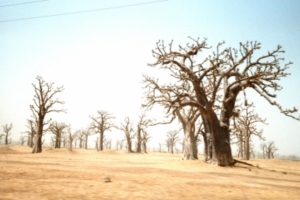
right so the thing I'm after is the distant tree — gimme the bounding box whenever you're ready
[24,119,36,147]
[141,130,151,153]
[81,128,92,149]
[50,136,56,147]
[116,139,125,150]
[48,121,68,148]
[118,117,134,153]
[90,110,115,151]
[94,137,99,151]
[135,113,152,153]
[166,130,179,154]
[158,143,163,152]
[2,123,13,145]
[103,137,112,149]
[265,141,278,159]
[232,103,267,160]
[67,127,78,151]
[30,76,65,153]
[19,135,27,146]
[76,130,86,148]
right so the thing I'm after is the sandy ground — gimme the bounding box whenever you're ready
[0,145,299,200]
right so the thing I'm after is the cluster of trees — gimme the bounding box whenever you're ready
[0,123,13,145]
[3,37,298,167]
[142,37,298,166]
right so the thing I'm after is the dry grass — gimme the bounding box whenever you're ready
[0,145,300,200]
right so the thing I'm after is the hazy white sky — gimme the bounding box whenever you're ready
[1,0,300,156]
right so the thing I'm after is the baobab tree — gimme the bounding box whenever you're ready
[76,130,86,148]
[19,135,27,145]
[81,128,92,149]
[145,37,299,166]
[90,110,115,151]
[118,117,135,153]
[166,130,179,154]
[261,141,278,159]
[23,119,36,147]
[1,123,13,145]
[141,130,151,153]
[48,121,68,148]
[136,113,152,153]
[30,76,65,153]
[67,127,78,151]
[116,139,125,150]
[143,76,203,159]
[231,103,267,160]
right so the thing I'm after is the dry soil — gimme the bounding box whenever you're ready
[0,145,300,200]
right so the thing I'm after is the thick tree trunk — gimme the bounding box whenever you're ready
[202,115,212,161]
[99,132,104,151]
[32,119,43,153]
[85,135,88,149]
[244,136,250,160]
[126,138,132,153]
[142,141,147,153]
[182,122,198,160]
[55,133,60,148]
[207,109,234,166]
[136,128,142,153]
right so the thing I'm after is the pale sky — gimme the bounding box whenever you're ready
[1,0,300,156]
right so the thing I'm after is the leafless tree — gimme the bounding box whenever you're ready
[19,135,27,145]
[141,130,151,153]
[94,137,98,151]
[118,117,135,153]
[30,76,66,153]
[263,141,278,159]
[81,128,92,149]
[50,136,56,147]
[76,130,86,148]
[158,143,163,152]
[48,121,68,148]
[166,130,179,154]
[1,123,13,145]
[67,127,78,151]
[23,119,36,147]
[144,37,298,166]
[231,103,267,160]
[103,137,112,149]
[90,110,115,151]
[143,74,203,159]
[136,113,152,153]
[116,139,125,150]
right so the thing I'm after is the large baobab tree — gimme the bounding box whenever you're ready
[30,76,65,153]
[118,117,135,153]
[231,103,267,160]
[1,123,13,145]
[49,121,68,148]
[145,37,299,166]
[90,110,115,151]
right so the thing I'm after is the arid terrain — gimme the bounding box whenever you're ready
[0,145,299,200]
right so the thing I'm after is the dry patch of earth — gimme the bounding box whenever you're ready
[0,145,300,200]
